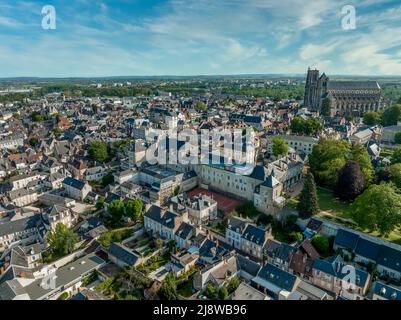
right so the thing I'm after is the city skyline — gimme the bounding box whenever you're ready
[1,0,401,77]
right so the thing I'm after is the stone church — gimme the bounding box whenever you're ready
[304,68,388,117]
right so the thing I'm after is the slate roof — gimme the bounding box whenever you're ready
[199,239,229,261]
[313,257,369,288]
[327,81,380,90]
[373,282,401,300]
[255,262,298,292]
[175,222,194,240]
[261,175,280,188]
[62,176,86,190]
[335,229,401,273]
[355,238,381,261]
[0,214,41,237]
[145,205,179,229]
[237,254,261,277]
[227,217,247,233]
[241,225,266,246]
[334,229,359,251]
[108,243,139,266]
[249,165,266,181]
[377,246,401,273]
[272,243,297,263]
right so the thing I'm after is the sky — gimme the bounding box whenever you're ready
[1,0,401,77]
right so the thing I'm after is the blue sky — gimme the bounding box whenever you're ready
[1,0,401,77]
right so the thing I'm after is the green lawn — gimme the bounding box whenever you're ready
[98,228,133,248]
[209,222,226,236]
[316,187,353,219]
[177,281,194,298]
[316,187,401,244]
[136,253,170,275]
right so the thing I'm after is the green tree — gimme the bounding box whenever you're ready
[311,235,330,255]
[350,144,374,185]
[363,112,381,126]
[381,105,401,126]
[290,117,306,134]
[31,111,45,122]
[395,132,401,145]
[391,147,401,164]
[155,239,164,250]
[95,196,105,210]
[388,164,401,189]
[29,137,39,147]
[321,98,331,117]
[309,139,351,187]
[305,118,323,135]
[47,223,79,255]
[13,113,21,120]
[351,183,401,236]
[227,276,241,294]
[173,185,181,196]
[88,140,109,163]
[290,231,303,243]
[204,283,217,299]
[101,173,114,187]
[297,172,319,218]
[196,101,207,111]
[159,273,177,300]
[52,127,63,137]
[125,198,143,222]
[108,199,125,223]
[272,137,288,158]
[219,287,229,300]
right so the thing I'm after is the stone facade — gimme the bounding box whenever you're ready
[304,68,388,117]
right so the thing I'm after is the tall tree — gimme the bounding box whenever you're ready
[349,144,374,185]
[304,118,323,135]
[272,137,288,158]
[108,199,125,223]
[363,112,381,126]
[381,105,401,126]
[159,273,177,300]
[88,140,109,163]
[297,172,319,218]
[395,132,401,145]
[321,98,331,117]
[309,139,351,187]
[351,183,401,236]
[335,160,365,201]
[388,164,401,189]
[290,117,305,134]
[125,198,143,222]
[47,223,79,255]
[392,147,401,164]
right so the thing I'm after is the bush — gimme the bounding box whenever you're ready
[236,201,260,218]
[290,232,303,243]
[312,235,330,255]
[204,283,217,299]
[57,292,69,300]
[98,228,133,248]
[227,277,240,294]
[82,271,98,286]
[219,287,228,300]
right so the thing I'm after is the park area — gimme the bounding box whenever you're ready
[188,188,244,213]
[311,187,401,245]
